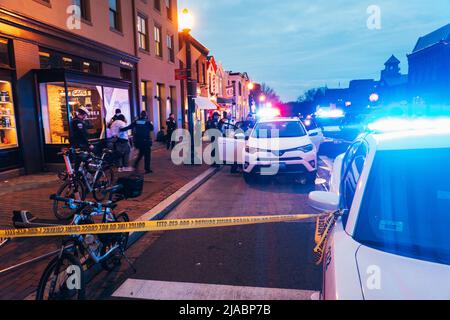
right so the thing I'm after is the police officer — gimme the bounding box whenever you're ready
[166,113,177,150]
[122,111,154,174]
[71,107,92,150]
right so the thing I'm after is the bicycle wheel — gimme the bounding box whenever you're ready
[92,168,114,202]
[36,252,85,300]
[53,180,86,220]
[100,212,130,271]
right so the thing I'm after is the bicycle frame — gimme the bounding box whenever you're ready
[56,200,123,265]
[62,150,110,195]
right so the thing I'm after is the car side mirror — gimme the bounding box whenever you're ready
[308,191,339,212]
[235,133,245,140]
[309,131,319,137]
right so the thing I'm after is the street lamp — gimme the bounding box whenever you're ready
[259,95,266,103]
[179,9,193,32]
[247,82,255,91]
[179,8,198,164]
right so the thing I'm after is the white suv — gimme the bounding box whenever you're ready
[243,118,318,184]
[309,118,450,300]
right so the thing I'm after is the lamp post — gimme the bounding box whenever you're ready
[180,9,197,164]
[247,82,255,114]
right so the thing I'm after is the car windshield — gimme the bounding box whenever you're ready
[354,148,450,265]
[251,121,306,138]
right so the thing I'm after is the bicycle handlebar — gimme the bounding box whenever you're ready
[49,194,116,209]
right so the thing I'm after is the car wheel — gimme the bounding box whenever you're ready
[244,172,256,185]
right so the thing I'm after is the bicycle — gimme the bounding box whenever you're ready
[53,148,116,220]
[36,187,132,300]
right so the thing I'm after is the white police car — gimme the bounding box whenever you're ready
[243,117,318,184]
[309,118,450,300]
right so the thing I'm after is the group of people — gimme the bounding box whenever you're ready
[71,107,158,174]
[206,111,256,134]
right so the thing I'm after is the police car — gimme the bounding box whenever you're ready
[243,117,318,183]
[309,118,450,300]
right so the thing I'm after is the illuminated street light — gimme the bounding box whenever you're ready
[259,95,266,103]
[247,82,255,90]
[179,8,194,33]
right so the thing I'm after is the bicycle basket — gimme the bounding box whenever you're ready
[116,174,144,199]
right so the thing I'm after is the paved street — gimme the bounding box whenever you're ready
[99,163,332,300]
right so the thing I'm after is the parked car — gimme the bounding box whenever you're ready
[309,118,450,300]
[242,117,318,184]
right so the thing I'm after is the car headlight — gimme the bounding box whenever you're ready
[297,144,314,153]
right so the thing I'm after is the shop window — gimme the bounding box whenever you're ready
[39,82,131,145]
[0,80,19,149]
[39,49,101,74]
[0,38,10,67]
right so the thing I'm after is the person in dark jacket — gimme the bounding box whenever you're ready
[71,107,93,150]
[166,113,177,150]
[121,111,154,174]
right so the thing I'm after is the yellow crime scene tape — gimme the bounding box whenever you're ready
[0,213,333,240]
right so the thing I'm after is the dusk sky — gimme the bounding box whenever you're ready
[178,0,450,102]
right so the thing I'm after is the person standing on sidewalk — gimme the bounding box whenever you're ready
[121,111,154,174]
[110,114,133,172]
[166,113,177,150]
[71,107,93,150]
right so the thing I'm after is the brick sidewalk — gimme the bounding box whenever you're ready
[0,143,210,300]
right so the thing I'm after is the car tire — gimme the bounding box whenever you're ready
[243,172,256,185]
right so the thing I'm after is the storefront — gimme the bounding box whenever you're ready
[36,69,133,164]
[0,37,23,172]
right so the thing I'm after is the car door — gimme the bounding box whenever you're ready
[340,142,368,226]
[218,124,246,165]
[304,118,324,151]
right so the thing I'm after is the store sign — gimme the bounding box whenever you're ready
[59,90,92,97]
[120,60,134,69]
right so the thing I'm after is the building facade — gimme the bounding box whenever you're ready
[0,0,181,176]
[408,23,450,105]
[135,0,181,135]
[226,71,251,121]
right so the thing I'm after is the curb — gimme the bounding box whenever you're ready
[127,166,220,246]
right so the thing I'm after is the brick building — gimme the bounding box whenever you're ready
[0,0,181,176]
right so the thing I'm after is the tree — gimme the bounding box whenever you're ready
[259,83,280,103]
[297,87,326,103]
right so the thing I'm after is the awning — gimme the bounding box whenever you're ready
[194,97,220,110]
